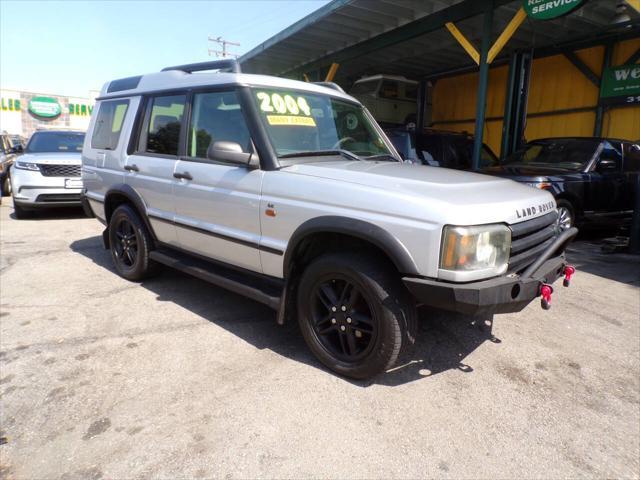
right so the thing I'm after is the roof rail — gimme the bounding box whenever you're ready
[314,81,345,93]
[161,59,241,74]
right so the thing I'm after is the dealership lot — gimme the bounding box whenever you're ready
[0,199,638,479]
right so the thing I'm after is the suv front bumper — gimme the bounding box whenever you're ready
[11,166,83,208]
[403,228,578,316]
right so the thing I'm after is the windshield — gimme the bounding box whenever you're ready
[252,88,393,160]
[26,131,85,153]
[350,80,380,95]
[504,139,597,170]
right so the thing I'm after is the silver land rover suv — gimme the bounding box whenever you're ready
[82,60,577,379]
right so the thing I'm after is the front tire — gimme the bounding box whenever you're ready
[108,204,158,281]
[556,200,575,231]
[13,202,31,219]
[1,174,11,197]
[297,253,416,379]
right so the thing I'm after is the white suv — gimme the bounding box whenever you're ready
[82,60,577,379]
[11,130,85,218]
[349,74,418,125]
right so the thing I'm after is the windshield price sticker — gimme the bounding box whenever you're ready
[266,115,316,127]
[257,92,312,116]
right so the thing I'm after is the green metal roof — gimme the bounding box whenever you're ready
[239,0,639,85]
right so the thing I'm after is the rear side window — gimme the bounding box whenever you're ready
[91,100,129,150]
[380,80,399,99]
[138,94,186,156]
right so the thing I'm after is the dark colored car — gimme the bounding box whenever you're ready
[483,138,640,230]
[385,127,499,169]
[1,133,19,197]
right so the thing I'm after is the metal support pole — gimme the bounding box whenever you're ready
[472,1,494,170]
[501,53,518,160]
[416,80,428,131]
[594,43,613,137]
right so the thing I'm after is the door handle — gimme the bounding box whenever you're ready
[173,171,193,180]
[124,164,139,172]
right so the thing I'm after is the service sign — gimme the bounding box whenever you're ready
[600,64,640,106]
[28,96,62,118]
[523,0,585,20]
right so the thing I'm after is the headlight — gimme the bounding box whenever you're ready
[524,182,551,190]
[14,161,40,171]
[439,224,511,282]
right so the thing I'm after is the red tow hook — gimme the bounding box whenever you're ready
[540,284,553,310]
[563,265,576,287]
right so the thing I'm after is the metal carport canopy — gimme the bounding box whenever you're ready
[239,0,636,84]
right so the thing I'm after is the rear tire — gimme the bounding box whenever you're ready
[108,204,159,281]
[297,252,416,380]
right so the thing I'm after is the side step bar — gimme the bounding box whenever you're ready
[149,248,282,310]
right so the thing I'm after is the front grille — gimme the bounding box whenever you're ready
[35,193,82,203]
[509,211,559,273]
[39,164,81,177]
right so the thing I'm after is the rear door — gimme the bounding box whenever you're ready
[622,142,640,212]
[83,97,133,219]
[589,141,625,214]
[125,94,187,246]
[172,89,264,273]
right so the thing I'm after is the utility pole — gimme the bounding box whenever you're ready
[208,36,241,59]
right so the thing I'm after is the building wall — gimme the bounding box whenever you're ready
[0,89,97,139]
[431,37,640,156]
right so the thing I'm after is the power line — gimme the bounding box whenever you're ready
[208,36,241,59]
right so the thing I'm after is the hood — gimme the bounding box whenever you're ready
[482,164,580,182]
[282,160,556,225]
[18,152,82,165]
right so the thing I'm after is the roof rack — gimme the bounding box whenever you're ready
[314,81,345,93]
[161,59,241,74]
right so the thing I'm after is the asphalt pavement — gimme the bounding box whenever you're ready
[1,199,639,479]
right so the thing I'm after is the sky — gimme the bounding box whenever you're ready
[0,0,330,98]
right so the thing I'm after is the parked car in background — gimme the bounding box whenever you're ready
[385,127,499,170]
[1,132,19,197]
[349,74,417,126]
[9,135,26,153]
[482,138,640,230]
[10,130,85,218]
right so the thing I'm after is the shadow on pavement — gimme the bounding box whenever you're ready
[70,235,498,387]
[8,206,87,221]
[567,230,640,287]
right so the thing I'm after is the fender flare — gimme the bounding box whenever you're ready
[283,216,420,276]
[104,184,157,241]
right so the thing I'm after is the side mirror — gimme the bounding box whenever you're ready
[207,141,257,167]
[597,159,618,173]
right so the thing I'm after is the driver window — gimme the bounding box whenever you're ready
[599,142,623,171]
[188,91,252,159]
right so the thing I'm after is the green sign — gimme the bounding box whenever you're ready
[523,0,585,20]
[28,96,62,118]
[600,64,640,106]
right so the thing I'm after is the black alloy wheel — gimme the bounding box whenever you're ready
[297,253,416,379]
[310,275,377,362]
[108,204,158,281]
[113,217,139,268]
